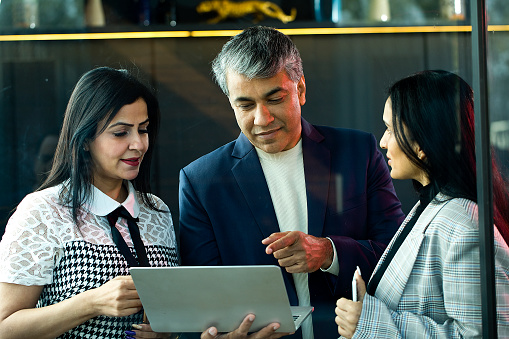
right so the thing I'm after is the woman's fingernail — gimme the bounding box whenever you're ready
[132,324,143,330]
[209,328,217,336]
[273,324,280,331]
[356,266,362,276]
[125,330,136,335]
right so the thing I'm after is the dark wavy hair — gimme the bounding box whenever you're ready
[388,70,509,243]
[38,67,161,223]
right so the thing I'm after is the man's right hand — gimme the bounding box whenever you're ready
[262,231,333,273]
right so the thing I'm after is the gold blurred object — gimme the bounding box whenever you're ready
[196,0,297,24]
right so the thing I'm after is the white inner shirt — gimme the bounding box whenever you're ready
[256,139,314,339]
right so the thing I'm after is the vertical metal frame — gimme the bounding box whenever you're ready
[471,0,498,336]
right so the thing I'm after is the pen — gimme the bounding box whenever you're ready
[352,266,361,302]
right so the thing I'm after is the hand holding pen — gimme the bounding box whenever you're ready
[335,266,365,338]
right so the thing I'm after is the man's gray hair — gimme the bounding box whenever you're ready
[212,26,304,96]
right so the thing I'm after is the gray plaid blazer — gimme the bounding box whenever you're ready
[352,194,509,338]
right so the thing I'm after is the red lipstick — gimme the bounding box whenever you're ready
[121,158,140,166]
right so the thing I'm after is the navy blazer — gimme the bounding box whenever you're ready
[179,118,404,338]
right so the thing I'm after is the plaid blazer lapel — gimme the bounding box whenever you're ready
[375,200,449,309]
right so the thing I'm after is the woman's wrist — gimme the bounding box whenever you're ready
[76,287,102,319]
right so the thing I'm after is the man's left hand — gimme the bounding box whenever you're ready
[262,231,333,273]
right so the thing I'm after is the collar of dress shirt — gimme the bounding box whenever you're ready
[85,181,140,219]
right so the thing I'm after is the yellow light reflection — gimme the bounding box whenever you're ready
[190,30,242,37]
[0,25,507,42]
[0,31,191,41]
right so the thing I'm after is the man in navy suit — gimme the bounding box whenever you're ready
[179,26,404,339]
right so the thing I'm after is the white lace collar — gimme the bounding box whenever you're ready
[85,181,140,218]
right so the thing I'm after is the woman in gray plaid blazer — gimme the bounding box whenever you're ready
[335,70,509,338]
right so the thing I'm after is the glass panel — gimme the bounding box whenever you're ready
[0,0,507,336]
[486,1,509,335]
[0,3,482,243]
[488,15,509,178]
[0,30,475,232]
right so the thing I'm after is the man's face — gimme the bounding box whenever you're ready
[226,70,306,154]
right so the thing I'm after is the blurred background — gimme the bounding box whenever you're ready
[1,0,508,238]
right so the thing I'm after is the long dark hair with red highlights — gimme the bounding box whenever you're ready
[388,70,509,244]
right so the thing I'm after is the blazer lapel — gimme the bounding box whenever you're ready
[375,200,449,309]
[231,133,281,238]
[301,119,330,237]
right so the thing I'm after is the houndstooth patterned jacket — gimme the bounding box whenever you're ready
[0,182,179,338]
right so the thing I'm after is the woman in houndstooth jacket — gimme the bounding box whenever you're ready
[335,70,509,338]
[0,67,179,339]
[0,67,284,339]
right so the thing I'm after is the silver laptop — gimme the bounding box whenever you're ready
[130,265,313,333]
